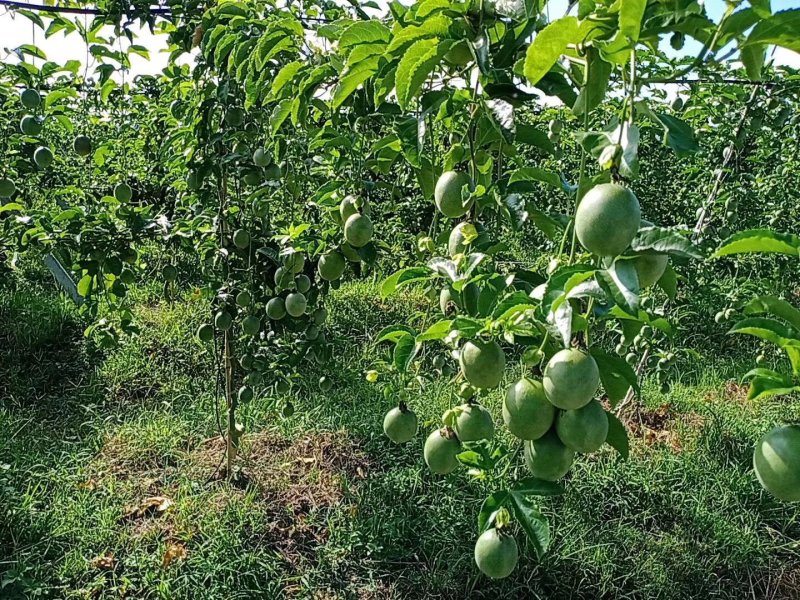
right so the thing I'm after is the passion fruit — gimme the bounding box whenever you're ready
[383,406,418,443]
[523,429,575,480]
[114,183,133,203]
[285,292,307,317]
[459,339,506,389]
[266,297,286,320]
[455,403,495,442]
[344,213,373,248]
[502,378,555,440]
[754,424,800,502]
[556,400,609,453]
[474,528,518,579]
[318,252,346,281]
[543,348,599,410]
[633,253,669,288]
[434,171,472,218]
[424,427,461,474]
[575,183,641,257]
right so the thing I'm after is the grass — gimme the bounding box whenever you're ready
[1,271,799,599]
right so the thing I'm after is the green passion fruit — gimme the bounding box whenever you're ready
[543,348,599,410]
[455,403,495,442]
[339,195,360,223]
[162,264,178,281]
[253,147,270,167]
[236,290,252,307]
[214,310,233,331]
[444,40,473,66]
[284,250,305,273]
[633,253,669,288]
[238,385,254,403]
[285,292,307,317]
[225,106,245,126]
[383,406,418,444]
[502,378,555,440]
[20,115,42,135]
[0,178,15,198]
[33,146,53,169]
[440,287,452,315]
[575,183,641,257]
[319,376,333,392]
[266,297,287,320]
[753,424,800,502]
[434,171,472,218]
[318,252,346,281]
[448,222,484,256]
[474,528,518,579]
[196,323,214,343]
[424,427,461,474]
[340,242,362,263]
[241,315,261,336]
[73,135,92,157]
[232,229,251,249]
[459,339,506,389]
[523,429,575,481]
[344,213,373,248]
[114,183,133,203]
[556,399,609,453]
[20,88,41,109]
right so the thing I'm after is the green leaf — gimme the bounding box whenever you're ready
[394,333,420,373]
[652,112,699,156]
[270,60,304,98]
[510,477,565,496]
[380,266,432,297]
[713,229,800,258]
[596,259,639,316]
[572,48,612,116]
[523,16,579,86]
[270,99,293,134]
[743,9,800,53]
[508,491,551,558]
[605,412,630,458]
[744,296,800,331]
[656,263,677,300]
[339,20,391,48]
[741,44,765,81]
[395,38,451,110]
[508,167,562,190]
[631,226,704,259]
[376,325,416,344]
[386,14,451,53]
[417,319,453,342]
[590,347,639,406]
[619,0,646,42]
[743,368,800,400]
[478,491,509,533]
[332,54,382,109]
[77,274,93,297]
[515,124,555,154]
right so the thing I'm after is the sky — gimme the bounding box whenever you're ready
[0,0,798,79]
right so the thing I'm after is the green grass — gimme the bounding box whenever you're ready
[1,273,799,599]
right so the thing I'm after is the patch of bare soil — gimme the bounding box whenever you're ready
[621,403,707,452]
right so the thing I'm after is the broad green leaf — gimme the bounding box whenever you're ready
[631,226,704,259]
[395,38,452,110]
[270,99,293,134]
[380,266,432,297]
[376,324,416,344]
[744,296,800,331]
[339,20,391,48]
[77,274,93,297]
[515,124,555,154]
[270,60,304,98]
[332,55,382,109]
[743,368,800,400]
[605,412,630,458]
[713,229,800,258]
[508,167,562,190]
[657,263,677,300]
[386,14,451,53]
[590,347,639,405]
[596,259,639,316]
[572,48,612,116]
[510,477,565,496]
[508,491,551,558]
[417,319,454,342]
[394,333,420,373]
[619,0,646,42]
[744,9,800,53]
[523,16,579,86]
